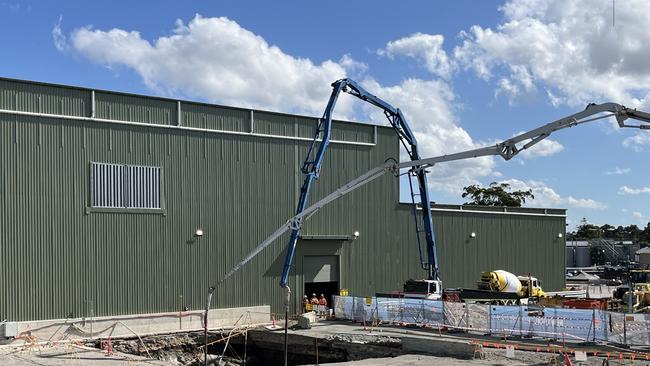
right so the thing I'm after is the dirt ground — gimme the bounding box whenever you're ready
[0,343,171,365]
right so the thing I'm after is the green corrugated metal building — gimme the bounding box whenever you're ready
[0,77,566,322]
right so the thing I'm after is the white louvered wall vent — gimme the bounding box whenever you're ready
[90,162,161,209]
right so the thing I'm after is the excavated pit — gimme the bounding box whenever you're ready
[88,329,403,365]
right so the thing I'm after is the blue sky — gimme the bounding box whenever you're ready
[2,0,649,230]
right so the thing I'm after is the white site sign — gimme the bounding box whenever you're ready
[574,350,588,361]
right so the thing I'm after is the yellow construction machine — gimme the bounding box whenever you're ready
[624,283,650,312]
[477,270,547,299]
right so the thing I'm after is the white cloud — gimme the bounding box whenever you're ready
[632,212,649,225]
[512,132,564,159]
[503,179,606,209]
[619,186,650,195]
[52,16,67,52]
[339,54,368,79]
[604,167,631,175]
[454,0,650,107]
[360,78,497,194]
[68,15,352,117]
[379,33,455,79]
[61,15,497,196]
[1,2,28,13]
[623,132,650,151]
[495,65,536,102]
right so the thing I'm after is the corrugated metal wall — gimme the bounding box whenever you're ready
[0,78,565,321]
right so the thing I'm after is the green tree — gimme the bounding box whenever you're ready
[567,219,650,244]
[643,222,650,243]
[624,225,643,241]
[600,224,615,239]
[568,218,600,240]
[613,225,626,240]
[575,224,600,240]
[461,182,534,207]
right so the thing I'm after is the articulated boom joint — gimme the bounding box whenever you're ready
[617,108,650,128]
[498,140,519,160]
[387,162,401,177]
[287,216,303,231]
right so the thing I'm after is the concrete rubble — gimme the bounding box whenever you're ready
[297,312,319,329]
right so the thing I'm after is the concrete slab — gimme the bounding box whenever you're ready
[280,321,650,365]
[2,305,270,348]
[305,354,520,365]
[401,336,474,359]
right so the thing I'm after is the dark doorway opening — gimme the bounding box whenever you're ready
[304,281,338,310]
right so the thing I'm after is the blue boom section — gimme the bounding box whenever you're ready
[279,78,440,288]
[279,80,347,287]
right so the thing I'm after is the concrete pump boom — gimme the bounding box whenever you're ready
[280,78,440,292]
[211,102,650,290]
[203,101,648,366]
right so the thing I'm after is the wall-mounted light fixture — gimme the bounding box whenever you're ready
[557,233,563,238]
[470,232,476,238]
[353,231,360,239]
[195,228,204,238]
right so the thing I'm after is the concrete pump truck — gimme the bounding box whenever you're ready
[206,78,650,366]
[279,79,650,307]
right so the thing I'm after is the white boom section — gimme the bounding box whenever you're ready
[212,103,650,287]
[215,162,394,285]
[404,102,650,170]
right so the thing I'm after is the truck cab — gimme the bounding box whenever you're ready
[620,283,650,312]
[633,283,650,292]
[518,276,546,298]
[402,279,443,300]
